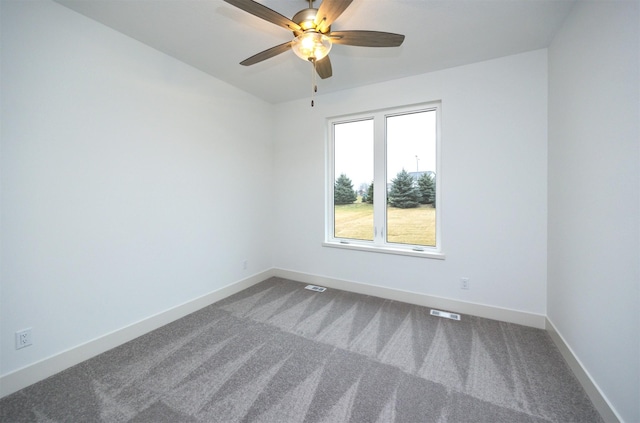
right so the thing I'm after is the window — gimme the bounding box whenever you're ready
[325,102,443,258]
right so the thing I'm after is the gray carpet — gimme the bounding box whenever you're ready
[1,277,602,422]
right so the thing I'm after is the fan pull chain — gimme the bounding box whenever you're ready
[310,58,318,107]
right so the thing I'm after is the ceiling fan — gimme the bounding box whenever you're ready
[223,0,405,80]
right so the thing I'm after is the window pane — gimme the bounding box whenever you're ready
[334,119,374,241]
[386,110,437,246]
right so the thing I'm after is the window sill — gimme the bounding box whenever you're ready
[322,241,446,260]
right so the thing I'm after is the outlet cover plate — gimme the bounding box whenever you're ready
[16,328,32,349]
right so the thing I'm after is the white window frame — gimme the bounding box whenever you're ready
[324,101,444,259]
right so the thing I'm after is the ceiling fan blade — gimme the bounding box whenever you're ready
[315,56,332,79]
[329,30,405,47]
[315,0,353,33]
[223,0,301,32]
[240,41,293,66]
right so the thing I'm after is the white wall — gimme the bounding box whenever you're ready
[547,2,640,422]
[272,50,548,316]
[1,0,273,377]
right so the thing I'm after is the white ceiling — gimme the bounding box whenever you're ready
[54,0,575,104]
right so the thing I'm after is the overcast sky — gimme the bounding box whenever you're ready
[334,110,436,189]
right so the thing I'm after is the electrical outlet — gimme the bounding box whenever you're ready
[242,260,248,270]
[16,328,32,349]
[460,277,470,290]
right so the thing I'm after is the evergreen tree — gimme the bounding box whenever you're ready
[418,172,436,205]
[366,181,374,204]
[388,169,420,208]
[334,173,357,205]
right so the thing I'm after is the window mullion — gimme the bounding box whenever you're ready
[373,113,386,246]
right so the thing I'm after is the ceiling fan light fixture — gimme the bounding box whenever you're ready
[291,31,332,62]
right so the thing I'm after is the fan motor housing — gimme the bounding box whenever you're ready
[293,8,330,33]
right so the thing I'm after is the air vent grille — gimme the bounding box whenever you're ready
[430,309,461,321]
[304,285,327,293]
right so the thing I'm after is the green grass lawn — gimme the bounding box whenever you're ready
[334,202,436,246]
[334,203,375,241]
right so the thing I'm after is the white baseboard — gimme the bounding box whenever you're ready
[272,268,547,329]
[546,318,620,423]
[0,269,274,399]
